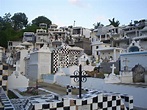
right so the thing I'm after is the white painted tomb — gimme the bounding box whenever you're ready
[8,71,29,89]
[8,61,29,89]
[119,71,133,83]
[104,64,121,83]
[26,44,52,81]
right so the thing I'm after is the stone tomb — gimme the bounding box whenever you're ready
[104,64,121,83]
[8,71,29,89]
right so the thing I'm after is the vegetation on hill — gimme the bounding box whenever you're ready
[0,12,52,48]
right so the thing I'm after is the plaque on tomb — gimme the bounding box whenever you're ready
[132,64,145,82]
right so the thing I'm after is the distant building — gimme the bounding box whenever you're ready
[39,23,47,29]
[92,42,123,62]
[7,41,22,51]
[74,38,92,55]
[23,32,35,43]
[72,27,91,38]
[71,27,91,55]
[35,28,49,49]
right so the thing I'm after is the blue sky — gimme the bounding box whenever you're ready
[0,0,147,28]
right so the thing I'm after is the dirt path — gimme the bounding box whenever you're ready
[29,81,80,95]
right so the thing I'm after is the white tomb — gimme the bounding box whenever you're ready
[8,61,29,89]
[104,64,121,83]
[119,58,133,83]
[26,44,52,81]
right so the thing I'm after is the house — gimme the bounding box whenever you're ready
[70,27,91,55]
[48,24,68,48]
[92,41,124,62]
[23,32,35,43]
[133,26,147,50]
[7,41,22,52]
[35,28,50,49]
[71,26,91,40]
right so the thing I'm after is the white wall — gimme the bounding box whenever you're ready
[54,76,71,86]
[53,76,147,109]
[83,28,91,38]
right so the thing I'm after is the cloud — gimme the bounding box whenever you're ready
[68,0,91,8]
[95,15,109,25]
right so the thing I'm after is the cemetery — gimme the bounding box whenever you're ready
[1,22,147,110]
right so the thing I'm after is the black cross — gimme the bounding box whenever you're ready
[70,64,90,98]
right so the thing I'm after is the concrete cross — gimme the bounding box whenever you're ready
[123,58,129,67]
[123,58,129,70]
[111,64,116,74]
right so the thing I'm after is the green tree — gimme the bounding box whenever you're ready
[3,13,12,23]
[108,18,120,27]
[93,22,104,29]
[0,13,24,48]
[23,24,38,32]
[32,16,52,28]
[11,12,28,30]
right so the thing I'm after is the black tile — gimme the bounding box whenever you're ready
[116,100,121,105]
[98,102,102,108]
[64,106,70,110]
[42,104,50,109]
[108,101,112,107]
[103,96,107,102]
[93,96,98,103]
[57,102,63,107]
[125,97,129,102]
[82,100,87,105]
[130,100,133,103]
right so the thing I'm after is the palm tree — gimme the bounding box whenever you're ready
[109,18,120,27]
[93,22,104,29]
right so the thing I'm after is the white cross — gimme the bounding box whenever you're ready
[111,64,116,74]
[123,58,129,67]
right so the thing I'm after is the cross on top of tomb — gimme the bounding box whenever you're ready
[123,58,129,66]
[110,64,116,74]
[123,58,129,71]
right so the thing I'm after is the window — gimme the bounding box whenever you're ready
[97,51,99,55]
[9,42,12,46]
[129,46,139,52]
